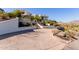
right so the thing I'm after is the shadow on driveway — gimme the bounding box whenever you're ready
[0,29,34,40]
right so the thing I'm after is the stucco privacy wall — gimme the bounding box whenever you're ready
[0,18,34,35]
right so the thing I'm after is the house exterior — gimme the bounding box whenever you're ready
[21,11,31,23]
[0,10,35,35]
[41,15,48,20]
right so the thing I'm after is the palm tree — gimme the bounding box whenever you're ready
[31,15,44,28]
[31,15,41,23]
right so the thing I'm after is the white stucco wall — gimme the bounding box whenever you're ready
[0,18,34,35]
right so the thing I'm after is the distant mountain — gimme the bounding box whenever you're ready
[70,20,79,24]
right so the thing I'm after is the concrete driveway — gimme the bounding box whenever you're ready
[0,29,69,50]
[64,39,79,50]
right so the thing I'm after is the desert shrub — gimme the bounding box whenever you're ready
[0,13,10,20]
[7,13,16,18]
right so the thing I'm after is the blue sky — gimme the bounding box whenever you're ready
[2,8,79,22]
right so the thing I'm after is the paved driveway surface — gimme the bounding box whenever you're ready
[0,29,69,50]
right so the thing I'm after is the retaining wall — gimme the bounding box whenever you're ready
[0,18,34,35]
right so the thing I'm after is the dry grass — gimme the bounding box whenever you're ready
[52,23,79,41]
